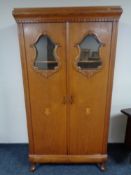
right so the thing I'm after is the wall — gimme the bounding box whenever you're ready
[0,0,131,143]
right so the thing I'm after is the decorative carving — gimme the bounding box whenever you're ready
[14,17,120,24]
[32,34,61,78]
[74,32,105,78]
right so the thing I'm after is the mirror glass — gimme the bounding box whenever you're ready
[77,35,102,70]
[34,35,58,70]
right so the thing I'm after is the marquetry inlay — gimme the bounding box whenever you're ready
[44,107,50,116]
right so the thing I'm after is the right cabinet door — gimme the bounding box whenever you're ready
[68,22,112,155]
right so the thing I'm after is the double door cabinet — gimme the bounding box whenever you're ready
[13,6,122,171]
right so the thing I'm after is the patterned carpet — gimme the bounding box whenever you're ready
[0,144,130,175]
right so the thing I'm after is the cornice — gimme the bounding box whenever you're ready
[12,6,123,23]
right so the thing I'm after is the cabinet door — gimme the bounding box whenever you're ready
[68,22,112,154]
[23,23,67,155]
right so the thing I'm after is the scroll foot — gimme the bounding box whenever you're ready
[98,162,106,171]
[30,163,36,172]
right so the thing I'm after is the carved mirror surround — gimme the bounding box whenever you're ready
[75,33,104,77]
[33,35,60,78]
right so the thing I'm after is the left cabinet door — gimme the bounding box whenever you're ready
[23,23,67,155]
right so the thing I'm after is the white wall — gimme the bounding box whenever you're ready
[0,0,131,143]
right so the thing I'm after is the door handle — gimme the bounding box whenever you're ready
[70,95,73,104]
[62,96,67,104]
[62,96,74,104]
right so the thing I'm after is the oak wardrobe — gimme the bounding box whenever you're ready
[13,6,122,171]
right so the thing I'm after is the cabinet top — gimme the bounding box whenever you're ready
[13,6,122,23]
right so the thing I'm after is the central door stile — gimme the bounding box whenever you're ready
[65,22,70,155]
